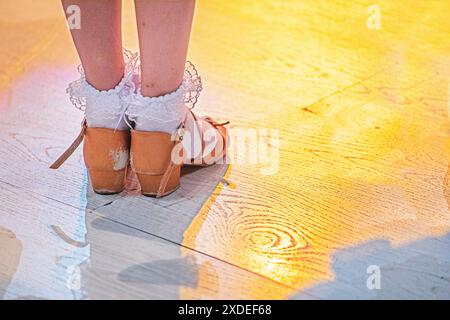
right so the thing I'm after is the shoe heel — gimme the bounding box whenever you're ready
[88,169,127,194]
[136,166,181,197]
[84,128,131,195]
[131,130,182,197]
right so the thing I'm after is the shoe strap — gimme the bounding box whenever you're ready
[156,121,185,198]
[156,160,178,198]
[49,118,87,169]
[187,110,229,165]
[156,111,230,197]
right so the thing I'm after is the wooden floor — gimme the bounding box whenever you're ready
[1,0,450,299]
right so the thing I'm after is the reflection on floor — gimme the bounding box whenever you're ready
[1,0,450,299]
[0,228,22,298]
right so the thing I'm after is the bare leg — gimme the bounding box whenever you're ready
[135,0,196,97]
[61,0,124,90]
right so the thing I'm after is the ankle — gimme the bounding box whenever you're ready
[84,68,125,92]
[126,85,187,133]
[125,61,203,134]
[67,50,139,130]
[140,77,183,98]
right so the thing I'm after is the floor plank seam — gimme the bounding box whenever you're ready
[301,67,387,109]
[0,177,83,211]
[92,210,297,291]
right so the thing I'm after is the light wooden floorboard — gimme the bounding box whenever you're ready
[0,182,295,299]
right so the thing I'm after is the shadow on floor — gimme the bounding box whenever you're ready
[290,232,450,300]
[80,164,229,299]
[118,257,198,287]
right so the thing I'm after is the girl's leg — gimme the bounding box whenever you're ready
[61,0,124,90]
[128,0,228,197]
[56,1,130,194]
[134,0,196,97]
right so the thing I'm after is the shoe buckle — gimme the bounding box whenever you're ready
[173,124,185,142]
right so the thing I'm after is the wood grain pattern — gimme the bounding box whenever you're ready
[0,181,293,299]
[1,0,450,299]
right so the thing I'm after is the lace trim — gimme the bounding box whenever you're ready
[67,52,202,125]
[66,49,139,117]
[124,61,203,123]
[183,61,203,109]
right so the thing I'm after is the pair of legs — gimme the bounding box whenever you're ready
[57,0,228,197]
[62,0,195,97]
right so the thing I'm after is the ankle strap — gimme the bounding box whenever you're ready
[156,121,186,198]
[49,118,87,169]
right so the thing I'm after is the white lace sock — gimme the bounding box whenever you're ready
[125,61,203,134]
[125,84,188,133]
[66,50,139,130]
[125,61,221,161]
